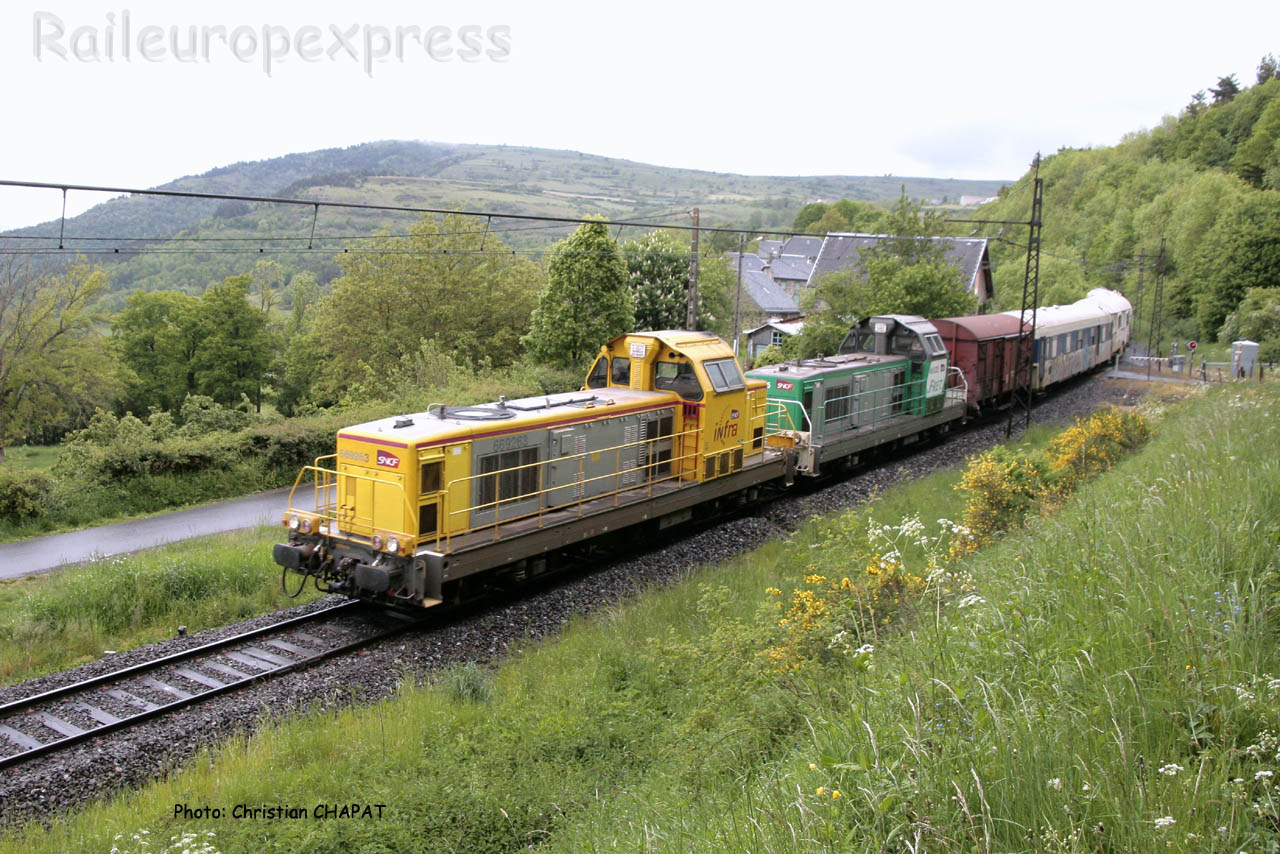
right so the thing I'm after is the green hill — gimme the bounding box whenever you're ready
[2,140,1008,310]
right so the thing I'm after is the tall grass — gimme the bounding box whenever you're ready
[0,526,321,683]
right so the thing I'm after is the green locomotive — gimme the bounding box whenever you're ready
[745,315,965,475]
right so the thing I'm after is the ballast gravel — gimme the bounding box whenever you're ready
[0,374,1136,827]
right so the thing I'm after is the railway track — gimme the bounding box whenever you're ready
[0,599,422,771]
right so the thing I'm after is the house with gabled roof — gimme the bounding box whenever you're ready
[805,233,994,305]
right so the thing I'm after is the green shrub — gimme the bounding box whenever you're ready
[0,470,54,520]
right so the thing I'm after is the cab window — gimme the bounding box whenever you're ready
[586,356,608,389]
[611,357,631,386]
[654,360,703,401]
[891,332,923,356]
[702,358,744,393]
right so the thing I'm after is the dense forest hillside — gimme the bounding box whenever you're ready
[973,67,1280,357]
[1,140,1007,309]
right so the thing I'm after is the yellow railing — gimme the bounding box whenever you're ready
[286,454,416,546]
[440,425,702,548]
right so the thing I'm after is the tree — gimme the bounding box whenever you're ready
[1259,53,1279,85]
[1185,90,1208,117]
[1191,192,1280,339]
[792,203,828,232]
[525,220,634,368]
[312,213,541,398]
[285,271,319,335]
[623,231,689,330]
[809,207,852,235]
[1219,287,1280,359]
[695,247,734,339]
[251,259,285,313]
[192,274,273,410]
[0,258,123,458]
[833,199,889,233]
[112,289,206,412]
[1211,74,1241,104]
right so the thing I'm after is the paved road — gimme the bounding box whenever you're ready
[0,487,316,580]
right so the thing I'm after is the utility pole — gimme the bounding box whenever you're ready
[1007,154,1043,438]
[1146,237,1166,379]
[732,233,745,356]
[686,207,700,330]
[1133,249,1146,341]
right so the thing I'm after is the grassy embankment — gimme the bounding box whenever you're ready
[1,382,1276,853]
[0,527,318,684]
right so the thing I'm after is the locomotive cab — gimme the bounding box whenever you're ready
[839,315,950,415]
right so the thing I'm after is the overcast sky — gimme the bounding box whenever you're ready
[1,0,1276,231]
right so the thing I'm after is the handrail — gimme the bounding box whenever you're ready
[285,459,417,546]
[441,424,702,547]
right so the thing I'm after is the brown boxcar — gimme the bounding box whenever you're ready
[933,314,1029,412]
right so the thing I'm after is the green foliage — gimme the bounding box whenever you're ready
[113,289,204,413]
[1191,191,1280,339]
[310,213,541,401]
[693,244,734,337]
[525,219,634,368]
[0,470,53,520]
[973,75,1280,341]
[0,259,124,450]
[749,344,785,368]
[192,274,273,410]
[792,198,887,234]
[1220,287,1280,358]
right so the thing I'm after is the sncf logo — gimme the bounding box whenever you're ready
[376,451,400,468]
[776,380,794,391]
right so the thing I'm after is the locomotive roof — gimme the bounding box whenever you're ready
[747,351,906,381]
[338,387,676,448]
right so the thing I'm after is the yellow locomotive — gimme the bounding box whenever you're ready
[274,331,799,608]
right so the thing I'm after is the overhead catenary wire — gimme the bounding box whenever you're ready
[0,178,825,240]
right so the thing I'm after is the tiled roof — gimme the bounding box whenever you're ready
[741,269,800,315]
[723,252,765,273]
[781,235,823,259]
[808,233,992,298]
[767,254,813,282]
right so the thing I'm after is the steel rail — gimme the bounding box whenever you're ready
[0,599,420,770]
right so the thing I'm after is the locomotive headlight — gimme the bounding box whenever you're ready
[299,517,314,534]
[386,536,401,555]
[288,514,301,532]
[371,534,384,550]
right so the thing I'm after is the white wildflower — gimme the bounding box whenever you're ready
[1154,816,1176,829]
[1159,763,1184,776]
[958,594,985,608]
[1255,770,1274,781]
[1047,777,1062,791]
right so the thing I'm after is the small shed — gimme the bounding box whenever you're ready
[745,319,806,360]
